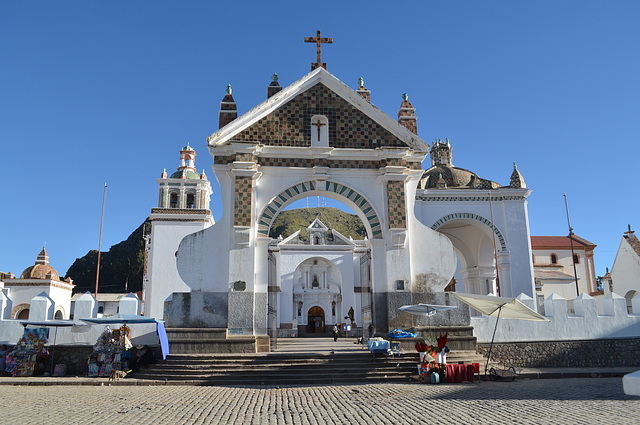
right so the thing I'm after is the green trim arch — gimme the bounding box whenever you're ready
[11,303,30,319]
[430,212,507,251]
[257,180,383,239]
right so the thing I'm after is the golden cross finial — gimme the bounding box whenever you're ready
[304,30,333,70]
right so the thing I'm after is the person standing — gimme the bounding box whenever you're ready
[332,324,339,342]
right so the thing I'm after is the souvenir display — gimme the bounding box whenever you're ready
[87,325,133,377]
[4,328,49,377]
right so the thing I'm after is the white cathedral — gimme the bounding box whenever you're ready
[144,57,534,338]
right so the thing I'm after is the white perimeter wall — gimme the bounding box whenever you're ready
[471,292,640,343]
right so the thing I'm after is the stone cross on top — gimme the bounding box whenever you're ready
[305,30,332,71]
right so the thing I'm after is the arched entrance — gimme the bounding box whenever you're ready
[307,306,325,334]
[17,309,30,320]
[432,214,505,297]
[257,180,383,240]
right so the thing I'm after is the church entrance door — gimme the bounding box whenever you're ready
[307,306,325,334]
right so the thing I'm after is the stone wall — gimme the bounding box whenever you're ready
[477,338,640,368]
[49,346,94,376]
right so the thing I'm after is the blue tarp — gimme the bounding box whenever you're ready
[388,329,417,338]
[157,322,169,360]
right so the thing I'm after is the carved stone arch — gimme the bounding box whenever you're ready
[430,212,507,251]
[257,180,383,239]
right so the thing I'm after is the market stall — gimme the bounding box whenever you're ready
[4,328,49,377]
[87,324,133,377]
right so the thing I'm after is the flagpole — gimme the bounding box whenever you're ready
[563,193,580,296]
[95,183,107,298]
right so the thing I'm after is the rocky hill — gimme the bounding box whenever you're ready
[268,207,366,240]
[65,221,150,294]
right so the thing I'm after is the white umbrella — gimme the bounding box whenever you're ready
[451,293,549,374]
[399,304,457,317]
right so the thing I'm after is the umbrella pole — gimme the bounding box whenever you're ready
[484,305,502,374]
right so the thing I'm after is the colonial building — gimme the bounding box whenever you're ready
[0,248,74,320]
[530,235,599,313]
[269,218,368,336]
[149,38,538,338]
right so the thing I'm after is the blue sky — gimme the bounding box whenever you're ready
[1,1,638,280]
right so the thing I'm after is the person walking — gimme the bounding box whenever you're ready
[332,324,339,342]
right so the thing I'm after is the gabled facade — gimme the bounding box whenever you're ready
[607,226,640,312]
[171,67,458,334]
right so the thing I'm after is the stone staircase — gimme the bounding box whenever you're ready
[133,348,486,386]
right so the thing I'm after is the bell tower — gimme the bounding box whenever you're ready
[145,146,214,320]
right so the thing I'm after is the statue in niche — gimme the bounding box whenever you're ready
[312,274,319,288]
[298,301,303,317]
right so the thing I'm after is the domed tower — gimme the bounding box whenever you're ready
[414,138,534,303]
[157,144,212,209]
[146,146,214,319]
[3,248,74,320]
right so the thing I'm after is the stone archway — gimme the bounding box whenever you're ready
[431,212,506,251]
[431,213,506,296]
[307,306,325,334]
[257,180,383,240]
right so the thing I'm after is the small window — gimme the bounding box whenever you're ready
[395,280,405,291]
[573,254,580,264]
[550,254,558,264]
[98,306,104,314]
[170,193,178,208]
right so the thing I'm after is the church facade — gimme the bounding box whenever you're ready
[146,50,536,337]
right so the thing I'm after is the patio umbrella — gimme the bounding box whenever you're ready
[399,303,458,331]
[399,303,457,317]
[451,293,549,374]
[21,320,75,376]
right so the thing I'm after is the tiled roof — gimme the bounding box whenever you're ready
[623,232,640,257]
[71,293,128,302]
[534,268,577,281]
[531,235,596,249]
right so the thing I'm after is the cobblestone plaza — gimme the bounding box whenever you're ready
[1,378,638,424]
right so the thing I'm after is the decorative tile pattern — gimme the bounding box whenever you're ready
[257,180,382,239]
[215,154,421,170]
[386,181,406,229]
[230,83,408,149]
[430,212,506,251]
[234,176,252,226]
[421,166,500,189]
[235,153,257,162]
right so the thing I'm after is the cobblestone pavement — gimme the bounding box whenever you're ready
[0,378,637,424]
